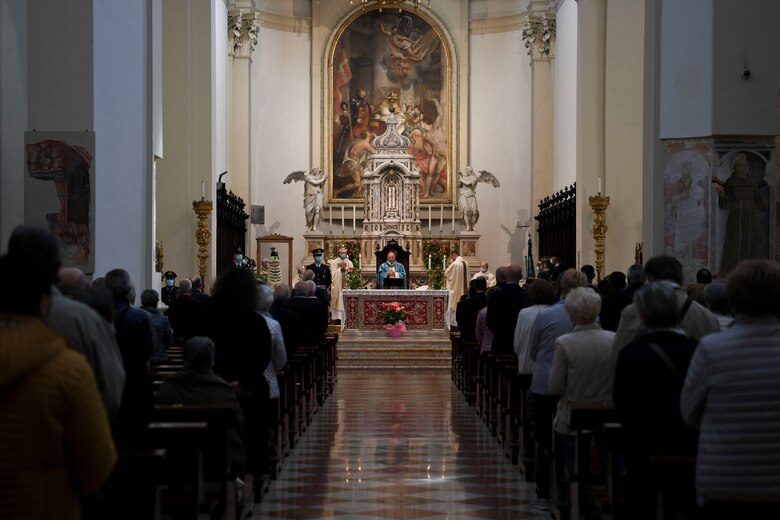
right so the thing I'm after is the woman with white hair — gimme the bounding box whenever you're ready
[547,287,615,517]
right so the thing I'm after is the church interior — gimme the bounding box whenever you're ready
[2,0,780,518]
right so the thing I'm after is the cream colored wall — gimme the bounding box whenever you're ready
[469,26,533,266]
[602,0,646,274]
[157,0,222,286]
[554,0,576,189]
[249,20,312,265]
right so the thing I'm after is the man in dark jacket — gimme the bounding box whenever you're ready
[167,279,204,343]
[270,284,301,357]
[288,280,327,346]
[600,264,645,332]
[486,265,532,355]
[456,278,487,342]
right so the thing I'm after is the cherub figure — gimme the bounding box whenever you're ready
[284,167,328,231]
[458,166,500,231]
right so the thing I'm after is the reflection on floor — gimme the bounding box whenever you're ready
[253,370,549,519]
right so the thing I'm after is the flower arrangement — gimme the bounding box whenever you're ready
[382,302,407,325]
[344,240,361,269]
[428,266,445,290]
[346,267,363,290]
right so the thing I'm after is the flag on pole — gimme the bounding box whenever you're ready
[334,45,353,113]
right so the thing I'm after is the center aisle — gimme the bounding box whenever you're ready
[253,370,548,519]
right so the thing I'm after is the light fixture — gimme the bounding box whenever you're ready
[349,0,431,12]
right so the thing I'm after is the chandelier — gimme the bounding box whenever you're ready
[349,0,430,12]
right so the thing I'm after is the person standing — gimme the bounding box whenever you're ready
[471,262,496,287]
[681,259,780,518]
[445,250,469,327]
[161,270,179,306]
[376,250,406,289]
[306,248,332,291]
[329,246,354,323]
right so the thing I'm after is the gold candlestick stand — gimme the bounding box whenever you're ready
[588,193,610,282]
[192,199,214,286]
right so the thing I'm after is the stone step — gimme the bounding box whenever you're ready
[336,330,452,369]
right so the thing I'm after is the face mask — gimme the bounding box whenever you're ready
[315,255,323,262]
[480,268,487,274]
[166,279,174,287]
[234,254,243,262]
[340,253,347,259]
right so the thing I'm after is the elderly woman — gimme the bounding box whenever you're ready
[547,286,614,517]
[614,281,699,519]
[257,284,287,401]
[514,279,555,374]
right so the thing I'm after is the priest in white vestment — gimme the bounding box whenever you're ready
[445,250,469,326]
[471,262,496,287]
[329,246,354,323]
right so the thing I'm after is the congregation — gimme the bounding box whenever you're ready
[455,254,780,519]
[3,223,780,520]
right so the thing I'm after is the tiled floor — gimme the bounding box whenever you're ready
[253,370,549,519]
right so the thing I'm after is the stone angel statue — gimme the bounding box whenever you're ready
[284,167,328,231]
[458,166,500,231]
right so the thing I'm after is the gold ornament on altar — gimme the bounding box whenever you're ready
[588,193,610,282]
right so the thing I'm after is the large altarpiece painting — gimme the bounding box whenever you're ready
[329,9,451,205]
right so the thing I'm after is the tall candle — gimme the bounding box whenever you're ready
[353,204,356,233]
[439,204,443,230]
[443,256,447,270]
[201,181,205,199]
[428,254,432,271]
[452,204,455,233]
[341,205,345,232]
[428,206,432,233]
[598,177,602,194]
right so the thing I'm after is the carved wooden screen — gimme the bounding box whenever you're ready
[534,183,576,271]
[216,186,249,276]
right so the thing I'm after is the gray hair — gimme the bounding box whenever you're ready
[293,280,309,296]
[179,278,192,294]
[704,280,730,316]
[140,289,160,308]
[183,336,215,374]
[634,281,680,329]
[305,280,316,296]
[257,284,274,311]
[274,284,291,303]
[564,287,601,325]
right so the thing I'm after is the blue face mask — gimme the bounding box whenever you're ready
[480,268,487,273]
[234,254,243,262]
[315,255,323,262]
[340,253,347,259]
[166,279,174,287]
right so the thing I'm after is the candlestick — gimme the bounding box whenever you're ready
[359,252,362,269]
[428,254,431,271]
[201,181,205,199]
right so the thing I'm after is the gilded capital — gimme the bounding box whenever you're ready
[521,15,556,61]
[229,11,260,57]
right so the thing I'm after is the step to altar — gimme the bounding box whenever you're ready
[336,330,452,370]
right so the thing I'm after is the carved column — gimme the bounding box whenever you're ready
[522,9,556,262]
[228,10,260,256]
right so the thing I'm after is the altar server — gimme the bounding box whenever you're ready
[329,246,354,322]
[445,250,469,326]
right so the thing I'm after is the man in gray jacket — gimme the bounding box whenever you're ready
[681,259,780,517]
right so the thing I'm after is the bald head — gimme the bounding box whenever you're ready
[505,264,523,283]
[495,266,508,284]
[294,280,309,296]
[58,267,90,297]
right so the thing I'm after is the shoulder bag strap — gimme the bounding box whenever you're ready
[648,342,683,384]
[679,296,694,320]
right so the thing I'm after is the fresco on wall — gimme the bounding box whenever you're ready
[710,150,772,275]
[663,147,711,278]
[331,9,449,203]
[24,132,95,273]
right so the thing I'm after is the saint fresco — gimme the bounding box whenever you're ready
[331,10,449,203]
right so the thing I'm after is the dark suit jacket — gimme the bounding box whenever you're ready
[599,282,643,332]
[270,301,302,357]
[486,283,533,355]
[306,262,332,289]
[167,294,204,342]
[288,296,326,346]
[456,292,486,342]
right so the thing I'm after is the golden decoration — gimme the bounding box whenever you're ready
[588,194,610,282]
[192,199,213,286]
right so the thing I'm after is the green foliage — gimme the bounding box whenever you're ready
[346,267,363,290]
[425,239,449,270]
[428,266,445,290]
[344,240,361,268]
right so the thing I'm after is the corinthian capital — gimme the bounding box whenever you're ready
[521,15,556,61]
[229,11,260,57]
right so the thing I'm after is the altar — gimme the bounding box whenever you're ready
[342,289,451,331]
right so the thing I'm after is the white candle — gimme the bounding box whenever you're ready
[439,204,443,230]
[428,254,431,271]
[201,181,205,199]
[428,206,432,233]
[598,177,602,194]
[452,204,455,233]
[443,256,447,269]
[341,205,345,232]
[353,204,356,233]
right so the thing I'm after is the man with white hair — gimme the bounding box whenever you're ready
[470,261,496,287]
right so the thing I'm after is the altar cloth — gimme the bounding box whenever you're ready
[342,289,451,331]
